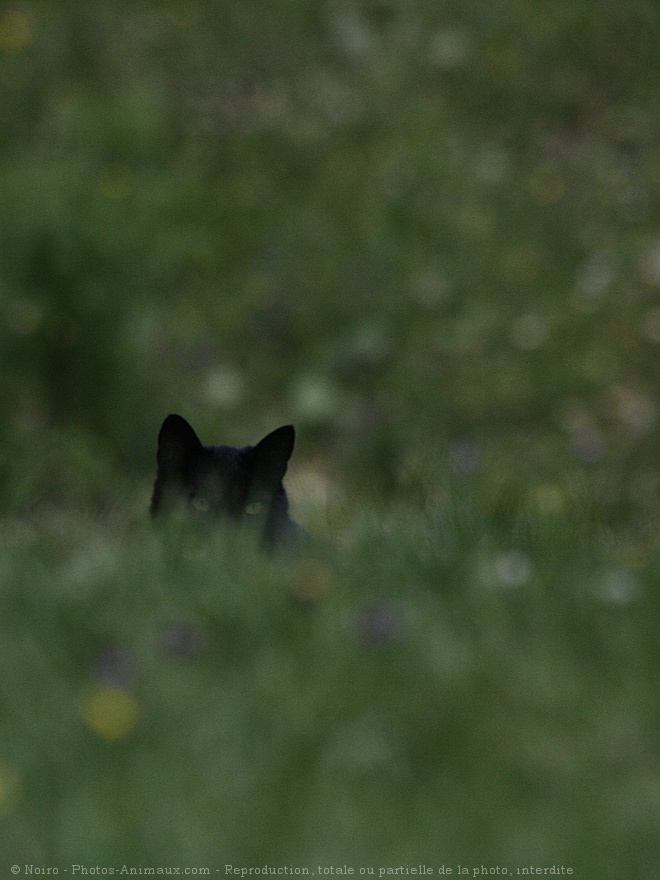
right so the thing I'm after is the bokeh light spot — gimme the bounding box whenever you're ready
[594,568,640,605]
[528,484,566,515]
[428,27,471,69]
[203,366,244,408]
[570,426,606,463]
[0,10,32,52]
[491,550,533,590]
[510,313,549,351]
[610,385,656,435]
[80,686,139,741]
[291,375,342,423]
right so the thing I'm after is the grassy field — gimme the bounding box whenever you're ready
[0,485,657,876]
[0,1,658,875]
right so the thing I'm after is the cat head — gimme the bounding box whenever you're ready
[151,414,296,545]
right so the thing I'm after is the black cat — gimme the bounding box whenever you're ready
[151,414,300,549]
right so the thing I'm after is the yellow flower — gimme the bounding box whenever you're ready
[0,10,32,52]
[80,686,139,741]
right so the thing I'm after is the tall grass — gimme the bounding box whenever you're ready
[0,486,656,878]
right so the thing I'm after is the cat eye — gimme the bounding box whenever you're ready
[192,497,210,513]
[245,501,264,516]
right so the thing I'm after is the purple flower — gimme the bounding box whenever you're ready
[358,602,404,646]
[159,619,206,659]
[93,647,137,688]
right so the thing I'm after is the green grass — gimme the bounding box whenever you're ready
[0,493,656,877]
[0,2,657,875]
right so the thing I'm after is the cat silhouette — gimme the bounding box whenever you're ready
[151,414,300,549]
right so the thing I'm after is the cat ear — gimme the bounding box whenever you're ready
[156,414,203,472]
[249,425,295,486]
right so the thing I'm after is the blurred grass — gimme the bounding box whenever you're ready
[0,0,658,522]
[0,0,658,873]
[0,499,657,872]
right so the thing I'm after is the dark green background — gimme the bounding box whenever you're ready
[1,0,658,523]
[0,1,658,874]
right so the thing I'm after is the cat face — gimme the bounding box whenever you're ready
[151,414,296,546]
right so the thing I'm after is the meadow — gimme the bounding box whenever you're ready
[0,491,657,874]
[0,1,658,876]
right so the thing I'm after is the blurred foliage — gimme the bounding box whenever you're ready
[0,0,657,530]
[0,0,659,872]
[0,506,658,871]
